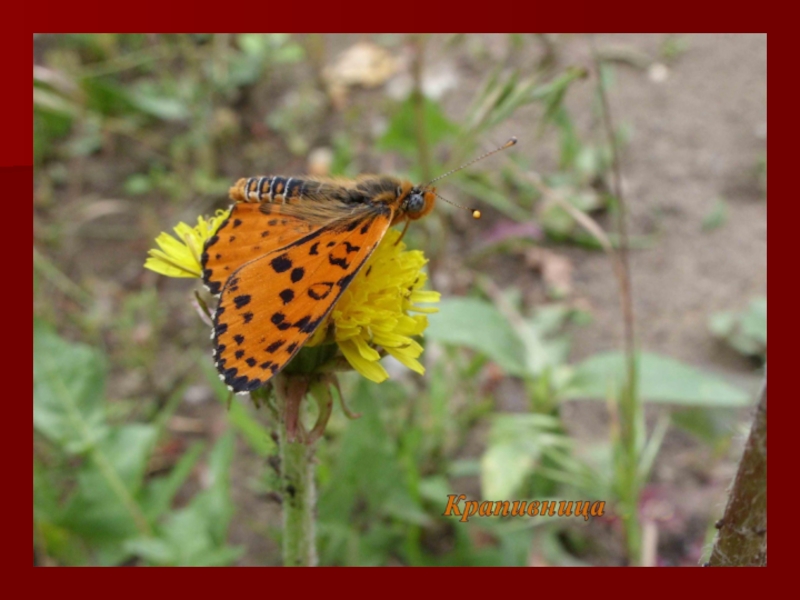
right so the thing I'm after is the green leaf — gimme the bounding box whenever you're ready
[134,432,241,566]
[59,424,157,543]
[128,85,190,121]
[189,430,237,544]
[709,298,766,359]
[318,380,426,565]
[123,174,153,196]
[81,77,137,116]
[534,67,589,133]
[426,298,527,377]
[141,441,206,521]
[566,351,751,406]
[480,414,569,498]
[672,407,739,448]
[377,95,459,157]
[34,458,60,524]
[33,320,108,453]
[741,298,767,345]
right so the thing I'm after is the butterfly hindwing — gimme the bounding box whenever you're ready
[212,212,393,392]
[201,203,317,295]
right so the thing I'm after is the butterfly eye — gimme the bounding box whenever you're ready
[406,192,425,214]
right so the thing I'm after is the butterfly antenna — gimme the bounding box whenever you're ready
[435,192,482,220]
[424,137,518,188]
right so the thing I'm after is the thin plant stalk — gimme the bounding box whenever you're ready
[410,34,432,184]
[590,35,641,565]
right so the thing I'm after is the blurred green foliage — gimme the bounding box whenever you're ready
[34,321,241,565]
[709,298,767,363]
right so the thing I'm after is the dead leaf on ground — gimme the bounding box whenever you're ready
[323,42,398,108]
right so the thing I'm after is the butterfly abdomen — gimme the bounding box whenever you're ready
[231,176,308,204]
[230,175,410,207]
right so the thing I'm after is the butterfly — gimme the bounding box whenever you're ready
[201,139,516,394]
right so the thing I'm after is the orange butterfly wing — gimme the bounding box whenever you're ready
[211,211,393,392]
[202,203,317,295]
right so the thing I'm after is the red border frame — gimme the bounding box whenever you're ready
[21,7,773,582]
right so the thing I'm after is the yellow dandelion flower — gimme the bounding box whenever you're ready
[144,209,230,278]
[307,227,440,383]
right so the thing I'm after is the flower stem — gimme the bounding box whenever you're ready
[274,375,318,566]
[279,428,318,566]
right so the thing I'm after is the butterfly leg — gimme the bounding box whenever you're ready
[394,218,411,246]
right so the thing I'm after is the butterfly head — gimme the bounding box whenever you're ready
[400,185,437,221]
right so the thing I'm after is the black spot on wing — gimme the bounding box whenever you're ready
[266,340,285,353]
[293,315,311,332]
[233,334,245,346]
[293,315,322,334]
[233,219,242,228]
[271,254,292,273]
[291,267,305,283]
[309,242,319,255]
[308,282,334,300]
[279,289,295,304]
[337,272,356,289]
[204,272,222,295]
[271,312,292,330]
[329,254,349,269]
[234,295,251,309]
[243,311,254,324]
[260,361,278,374]
[206,234,220,248]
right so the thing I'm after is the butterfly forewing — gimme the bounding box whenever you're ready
[212,212,393,392]
[202,203,317,295]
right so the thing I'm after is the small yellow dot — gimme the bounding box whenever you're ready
[472,210,481,219]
